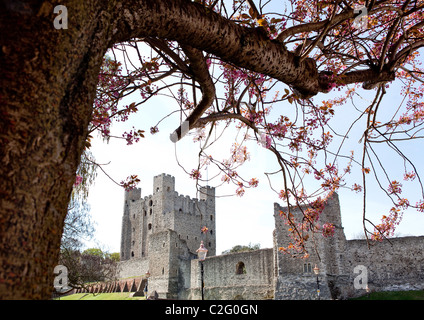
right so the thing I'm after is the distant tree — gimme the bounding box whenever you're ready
[58,247,117,291]
[82,248,104,257]
[59,202,117,291]
[61,200,95,252]
[109,252,120,262]
[222,243,261,254]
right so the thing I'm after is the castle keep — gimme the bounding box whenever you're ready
[120,173,216,261]
[117,173,424,299]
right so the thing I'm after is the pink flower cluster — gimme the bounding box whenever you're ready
[189,169,202,180]
[322,223,335,238]
[120,175,140,192]
[74,175,83,187]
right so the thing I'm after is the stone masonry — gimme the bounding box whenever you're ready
[116,173,424,299]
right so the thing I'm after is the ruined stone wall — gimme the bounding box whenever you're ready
[117,257,149,279]
[340,236,424,298]
[184,249,275,300]
[145,229,175,298]
[273,197,336,300]
[273,193,424,300]
[146,229,196,299]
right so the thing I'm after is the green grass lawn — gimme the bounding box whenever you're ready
[58,290,424,300]
[352,290,424,300]
[56,292,146,300]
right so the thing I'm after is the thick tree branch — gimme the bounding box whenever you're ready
[112,0,322,97]
[112,0,397,100]
[171,45,216,141]
[145,38,191,75]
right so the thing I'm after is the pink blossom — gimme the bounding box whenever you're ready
[74,175,83,187]
[249,178,259,188]
[322,223,335,238]
[190,169,202,180]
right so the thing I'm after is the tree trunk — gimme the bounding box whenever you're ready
[0,1,115,299]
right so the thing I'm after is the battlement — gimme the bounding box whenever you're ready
[155,173,174,179]
[199,185,215,202]
[273,193,342,225]
[153,173,175,194]
[124,187,142,202]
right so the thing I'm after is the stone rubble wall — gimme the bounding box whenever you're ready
[183,248,275,300]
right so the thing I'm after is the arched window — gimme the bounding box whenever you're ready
[303,263,312,273]
[148,223,152,230]
[210,215,213,221]
[236,262,246,275]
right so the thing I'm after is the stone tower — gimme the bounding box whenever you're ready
[120,187,142,261]
[120,173,216,263]
[119,173,216,298]
[273,192,345,299]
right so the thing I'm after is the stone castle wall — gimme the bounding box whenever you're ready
[118,174,424,300]
[117,257,149,279]
[273,193,424,299]
[273,195,340,300]
[183,248,275,300]
[340,236,424,298]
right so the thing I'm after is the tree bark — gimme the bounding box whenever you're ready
[0,0,117,299]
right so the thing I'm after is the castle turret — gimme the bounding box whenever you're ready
[153,173,175,195]
[152,174,175,231]
[199,186,216,256]
[120,188,142,261]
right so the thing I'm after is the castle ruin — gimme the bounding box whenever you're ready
[117,173,424,299]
